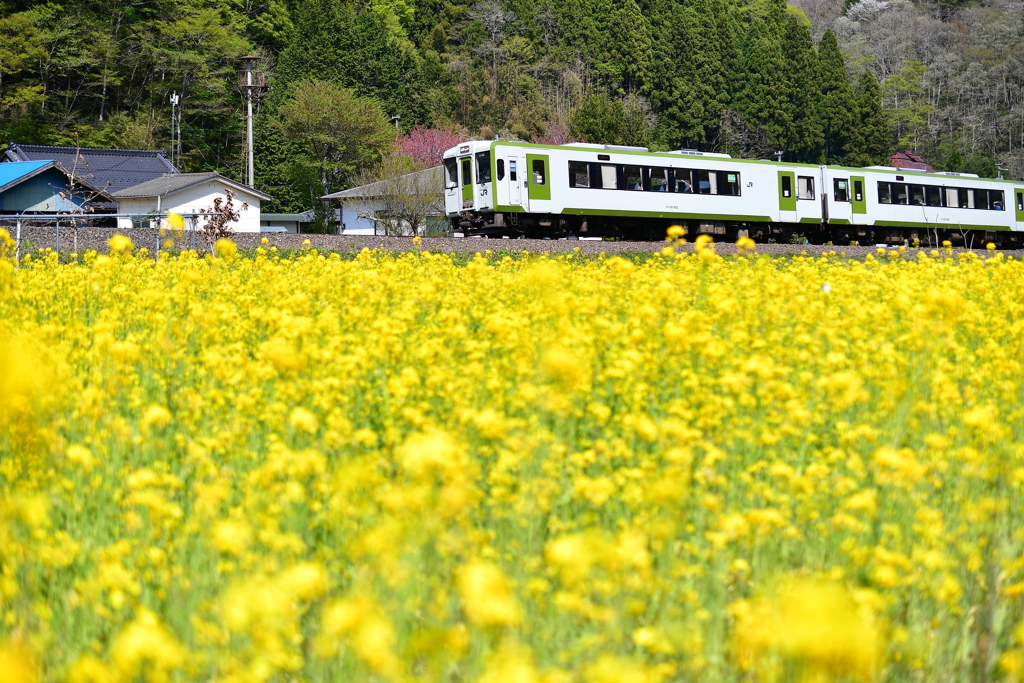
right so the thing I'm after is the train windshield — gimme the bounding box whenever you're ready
[476,151,492,184]
[444,158,458,188]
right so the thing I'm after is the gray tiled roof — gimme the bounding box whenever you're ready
[321,166,443,200]
[113,172,272,201]
[3,143,178,195]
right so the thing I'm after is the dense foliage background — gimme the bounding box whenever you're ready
[0,0,1020,212]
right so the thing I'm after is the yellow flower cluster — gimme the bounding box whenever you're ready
[2,235,1024,682]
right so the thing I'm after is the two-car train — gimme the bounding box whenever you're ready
[443,140,1024,246]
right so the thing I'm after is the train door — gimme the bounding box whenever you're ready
[506,154,522,207]
[1016,189,1024,228]
[460,157,473,209]
[851,175,867,222]
[829,176,853,225]
[778,171,796,223]
[526,154,551,212]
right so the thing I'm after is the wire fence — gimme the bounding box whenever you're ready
[0,213,225,258]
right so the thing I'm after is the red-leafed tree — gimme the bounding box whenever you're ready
[395,126,468,168]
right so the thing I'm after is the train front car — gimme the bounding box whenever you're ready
[443,141,500,236]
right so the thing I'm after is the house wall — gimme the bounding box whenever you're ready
[340,200,378,234]
[258,220,299,233]
[116,181,263,232]
[0,169,94,213]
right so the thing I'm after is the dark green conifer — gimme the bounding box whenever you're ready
[816,29,857,164]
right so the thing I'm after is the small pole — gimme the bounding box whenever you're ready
[15,218,21,261]
[56,219,60,253]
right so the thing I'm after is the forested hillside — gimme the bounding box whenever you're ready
[0,0,1020,216]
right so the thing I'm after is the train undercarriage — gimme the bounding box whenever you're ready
[453,211,1024,249]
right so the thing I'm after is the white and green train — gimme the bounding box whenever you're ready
[443,140,1024,245]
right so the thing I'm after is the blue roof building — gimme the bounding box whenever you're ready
[2,143,178,196]
[0,160,115,214]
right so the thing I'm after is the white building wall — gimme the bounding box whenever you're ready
[340,200,378,234]
[116,181,263,232]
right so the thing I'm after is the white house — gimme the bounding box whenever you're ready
[113,172,272,232]
[321,166,444,235]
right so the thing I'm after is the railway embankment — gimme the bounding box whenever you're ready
[6,226,1023,258]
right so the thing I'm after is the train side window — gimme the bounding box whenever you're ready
[878,182,891,204]
[797,176,814,200]
[854,180,863,202]
[990,190,1004,210]
[509,161,517,182]
[974,189,990,210]
[677,170,694,193]
[624,165,643,190]
[599,164,617,189]
[946,188,959,207]
[532,159,546,185]
[926,186,943,207]
[960,188,974,208]
[894,183,907,204]
[910,185,924,206]
[568,161,590,188]
[697,170,717,194]
[444,158,458,188]
[833,179,849,202]
[719,171,740,196]
[497,159,505,181]
[476,151,491,183]
[461,158,472,186]
[781,175,792,198]
[650,167,670,192]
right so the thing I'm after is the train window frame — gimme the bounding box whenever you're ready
[833,179,849,203]
[797,176,815,200]
[697,170,717,194]
[461,158,472,187]
[854,180,863,202]
[878,182,891,204]
[960,188,974,209]
[444,158,458,188]
[990,190,1004,210]
[598,164,617,189]
[894,183,908,205]
[532,159,546,186]
[910,185,925,206]
[781,175,792,199]
[509,160,517,182]
[719,171,740,196]
[568,161,590,188]
[945,188,958,207]
[476,151,491,184]
[974,189,990,210]
[1017,191,1023,211]
[925,185,943,207]
[649,167,670,192]
[496,159,505,181]
[623,165,643,191]
[676,170,694,193]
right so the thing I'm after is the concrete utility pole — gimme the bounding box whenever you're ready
[169,92,179,168]
[239,56,264,188]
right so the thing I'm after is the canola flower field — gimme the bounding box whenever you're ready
[2,229,1024,683]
